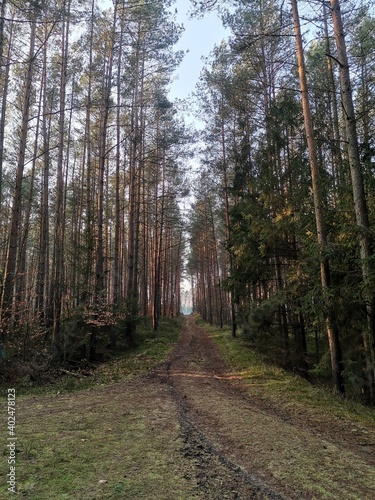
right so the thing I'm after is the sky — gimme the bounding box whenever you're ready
[168,1,229,106]
[167,2,230,303]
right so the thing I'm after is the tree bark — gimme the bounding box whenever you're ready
[329,0,374,403]
[49,0,71,352]
[291,0,345,396]
[0,18,36,359]
[36,23,51,325]
[95,2,117,305]
[221,117,237,337]
[0,1,11,209]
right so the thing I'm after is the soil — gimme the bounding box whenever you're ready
[14,316,375,499]
[150,316,375,499]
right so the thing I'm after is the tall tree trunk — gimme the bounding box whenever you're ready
[170,229,183,319]
[140,171,149,318]
[126,36,145,342]
[0,0,6,71]
[49,0,71,352]
[0,18,36,360]
[112,7,124,310]
[36,25,51,326]
[88,3,117,359]
[329,0,375,403]
[152,124,166,332]
[0,3,12,210]
[291,0,345,396]
[16,79,43,328]
[208,199,223,328]
[95,2,117,304]
[82,0,95,305]
[221,117,237,337]
[323,3,343,195]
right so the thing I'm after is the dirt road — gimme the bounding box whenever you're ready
[153,316,375,499]
[14,316,375,499]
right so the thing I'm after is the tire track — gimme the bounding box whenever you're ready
[154,317,285,500]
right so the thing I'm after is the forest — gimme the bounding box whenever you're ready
[0,0,375,406]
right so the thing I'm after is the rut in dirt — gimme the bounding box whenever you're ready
[152,316,375,500]
[154,316,285,500]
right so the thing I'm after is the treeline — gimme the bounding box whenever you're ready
[0,0,189,368]
[188,0,375,403]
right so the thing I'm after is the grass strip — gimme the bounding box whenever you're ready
[199,319,375,427]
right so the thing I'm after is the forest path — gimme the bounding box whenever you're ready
[152,316,375,499]
[14,317,375,499]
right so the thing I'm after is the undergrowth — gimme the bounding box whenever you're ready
[197,318,375,426]
[3,316,183,397]
[0,315,196,500]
